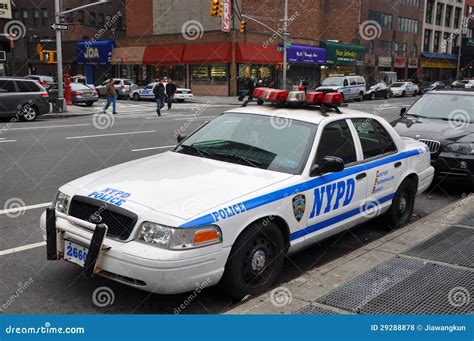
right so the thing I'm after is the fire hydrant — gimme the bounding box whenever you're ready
[64,74,72,106]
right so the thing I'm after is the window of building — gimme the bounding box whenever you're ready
[98,13,104,26]
[90,12,96,25]
[41,8,48,25]
[399,0,420,6]
[454,7,461,28]
[443,32,450,53]
[445,5,452,28]
[398,17,418,33]
[32,8,40,25]
[433,31,441,52]
[379,41,392,56]
[424,29,432,52]
[368,10,392,29]
[411,45,417,58]
[22,9,28,19]
[394,43,407,57]
[192,64,228,83]
[12,9,20,19]
[426,0,434,24]
[435,3,444,26]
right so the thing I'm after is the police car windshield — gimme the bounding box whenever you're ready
[390,82,405,87]
[322,77,344,86]
[406,93,474,122]
[175,113,317,174]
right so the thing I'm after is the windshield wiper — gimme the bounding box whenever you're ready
[212,152,263,168]
[178,144,212,158]
[406,113,428,119]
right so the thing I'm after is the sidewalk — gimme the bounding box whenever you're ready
[227,194,474,314]
[43,104,97,118]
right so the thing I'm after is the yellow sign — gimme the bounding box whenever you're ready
[42,50,57,64]
[420,58,456,69]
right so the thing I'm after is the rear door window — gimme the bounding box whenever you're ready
[0,79,17,92]
[316,120,357,165]
[15,81,41,92]
[350,77,357,85]
[352,119,397,159]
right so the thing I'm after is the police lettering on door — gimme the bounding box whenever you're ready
[310,178,355,218]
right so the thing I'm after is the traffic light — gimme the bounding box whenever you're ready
[239,20,247,33]
[217,1,223,17]
[210,0,219,16]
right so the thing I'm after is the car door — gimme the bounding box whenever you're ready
[350,118,401,219]
[141,84,155,99]
[0,79,19,115]
[304,119,368,242]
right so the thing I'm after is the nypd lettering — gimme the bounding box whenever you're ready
[310,178,355,218]
[88,188,131,207]
[211,203,247,222]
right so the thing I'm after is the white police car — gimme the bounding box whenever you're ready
[389,81,420,97]
[317,75,367,102]
[129,82,193,102]
[41,89,434,299]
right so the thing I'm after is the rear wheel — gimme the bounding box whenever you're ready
[19,103,38,122]
[132,93,140,101]
[356,92,364,101]
[176,99,184,103]
[221,221,285,300]
[371,92,376,100]
[413,90,418,97]
[385,91,391,99]
[382,177,417,229]
[85,101,94,107]
[401,91,406,97]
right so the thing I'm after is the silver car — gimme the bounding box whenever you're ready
[95,78,137,99]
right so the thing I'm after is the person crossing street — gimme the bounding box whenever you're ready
[153,78,166,116]
[103,79,118,114]
[165,78,177,110]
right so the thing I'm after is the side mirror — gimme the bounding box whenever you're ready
[310,156,345,177]
[177,133,187,143]
[400,108,407,117]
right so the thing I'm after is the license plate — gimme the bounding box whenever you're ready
[83,92,92,96]
[64,240,88,267]
[181,90,188,94]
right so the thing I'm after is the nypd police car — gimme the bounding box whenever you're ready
[40,89,434,299]
[129,82,193,102]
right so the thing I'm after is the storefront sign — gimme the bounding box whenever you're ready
[0,0,12,19]
[420,58,457,69]
[76,40,115,65]
[378,56,392,67]
[394,57,406,68]
[286,44,326,64]
[321,41,364,65]
[221,0,231,33]
[408,58,418,69]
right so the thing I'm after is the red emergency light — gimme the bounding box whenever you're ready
[305,91,325,105]
[266,89,289,103]
[252,87,270,101]
[323,92,344,107]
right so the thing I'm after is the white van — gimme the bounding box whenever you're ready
[317,75,366,101]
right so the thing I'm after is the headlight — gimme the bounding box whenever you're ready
[444,143,474,155]
[137,222,222,250]
[54,191,71,214]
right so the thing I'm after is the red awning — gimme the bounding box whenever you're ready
[236,43,283,64]
[182,42,232,64]
[143,45,184,64]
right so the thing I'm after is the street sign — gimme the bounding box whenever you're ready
[0,0,12,19]
[50,23,69,31]
[221,0,231,33]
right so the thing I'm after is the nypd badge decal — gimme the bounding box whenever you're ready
[292,194,306,223]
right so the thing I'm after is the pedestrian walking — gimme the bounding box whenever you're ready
[103,79,118,114]
[242,77,256,107]
[153,78,166,116]
[165,78,177,110]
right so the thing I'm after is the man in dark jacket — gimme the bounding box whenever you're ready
[153,78,166,116]
[242,77,255,107]
[165,78,177,110]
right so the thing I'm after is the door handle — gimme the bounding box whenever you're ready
[355,172,367,180]
[394,162,402,168]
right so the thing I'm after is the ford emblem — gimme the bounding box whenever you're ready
[89,214,103,224]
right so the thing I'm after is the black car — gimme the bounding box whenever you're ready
[420,81,446,93]
[0,77,50,121]
[364,82,391,100]
[391,90,473,185]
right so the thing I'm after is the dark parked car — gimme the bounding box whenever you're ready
[47,83,99,106]
[451,80,469,88]
[0,77,50,121]
[364,82,391,100]
[420,81,446,93]
[391,90,473,185]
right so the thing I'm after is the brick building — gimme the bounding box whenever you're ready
[0,0,125,80]
[460,0,474,77]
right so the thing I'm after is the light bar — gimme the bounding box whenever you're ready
[287,91,306,103]
[323,92,344,107]
[252,87,270,101]
[251,88,343,110]
[267,89,289,103]
[305,91,325,105]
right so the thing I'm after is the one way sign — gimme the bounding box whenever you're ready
[50,22,69,31]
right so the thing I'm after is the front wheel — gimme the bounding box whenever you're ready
[19,103,38,121]
[356,92,364,101]
[132,93,140,101]
[176,99,185,103]
[382,177,417,229]
[221,221,286,300]
[401,91,406,97]
[385,91,391,99]
[371,93,376,100]
[413,90,418,97]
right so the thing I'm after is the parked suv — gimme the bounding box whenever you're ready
[95,78,137,99]
[24,75,55,87]
[0,77,50,121]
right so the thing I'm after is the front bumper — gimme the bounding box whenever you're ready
[432,153,474,183]
[40,210,230,294]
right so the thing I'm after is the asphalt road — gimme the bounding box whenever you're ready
[0,96,467,314]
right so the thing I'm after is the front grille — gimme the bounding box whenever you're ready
[418,139,441,154]
[68,196,138,240]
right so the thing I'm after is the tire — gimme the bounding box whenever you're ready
[133,93,140,101]
[385,91,391,99]
[401,91,406,97]
[356,92,364,101]
[413,90,418,97]
[19,103,38,122]
[86,101,94,107]
[221,220,286,300]
[176,99,184,103]
[382,177,417,229]
[371,93,376,100]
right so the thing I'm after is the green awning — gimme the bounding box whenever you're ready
[321,41,365,65]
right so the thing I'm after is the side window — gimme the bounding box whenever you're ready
[101,80,109,86]
[352,119,397,159]
[316,120,357,165]
[114,80,121,85]
[357,77,365,85]
[0,80,17,92]
[16,81,40,92]
[343,79,349,87]
[350,77,357,86]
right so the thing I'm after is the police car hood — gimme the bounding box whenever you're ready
[69,151,293,219]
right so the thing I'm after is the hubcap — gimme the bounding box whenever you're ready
[398,196,408,214]
[251,250,266,272]
[22,105,35,120]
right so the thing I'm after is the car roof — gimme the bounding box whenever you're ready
[225,105,375,125]
[0,76,37,82]
[426,89,474,95]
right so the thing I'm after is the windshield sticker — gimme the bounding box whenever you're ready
[309,178,355,218]
[88,188,131,207]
